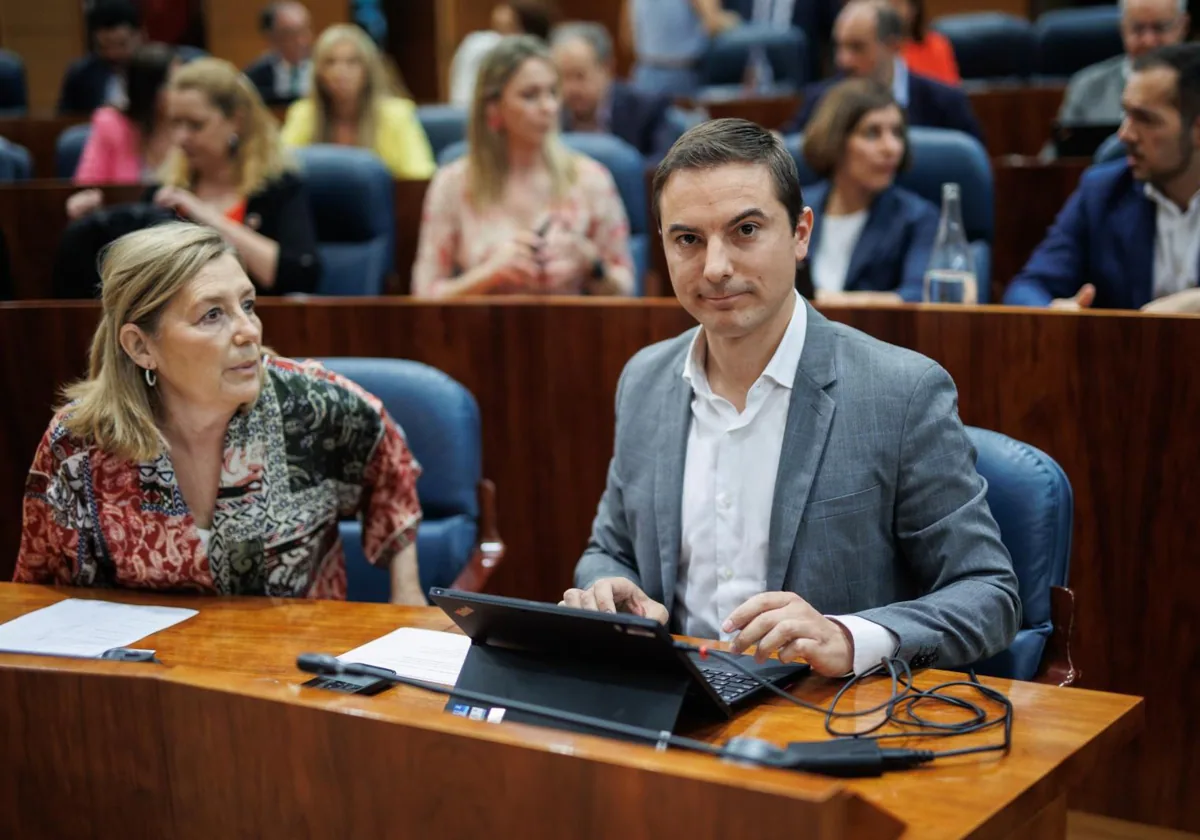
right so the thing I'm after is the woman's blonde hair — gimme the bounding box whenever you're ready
[160,57,290,196]
[307,24,403,149]
[60,223,240,463]
[802,77,912,180]
[467,34,576,208]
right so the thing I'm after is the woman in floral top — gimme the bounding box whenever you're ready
[15,222,424,603]
[411,35,634,298]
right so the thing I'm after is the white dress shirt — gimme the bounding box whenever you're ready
[675,292,897,676]
[1145,183,1200,300]
[811,209,869,294]
[273,58,312,100]
[891,56,910,108]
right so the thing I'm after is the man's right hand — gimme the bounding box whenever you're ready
[1049,283,1096,310]
[561,577,669,624]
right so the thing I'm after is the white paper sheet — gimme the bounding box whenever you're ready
[0,598,198,658]
[338,627,471,686]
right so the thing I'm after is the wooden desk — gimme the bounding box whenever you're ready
[0,301,1197,832]
[968,85,1066,159]
[0,114,89,179]
[0,584,1144,839]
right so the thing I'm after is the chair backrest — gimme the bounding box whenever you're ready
[1035,7,1123,79]
[416,104,469,159]
[293,145,394,295]
[0,49,28,113]
[966,427,1073,681]
[931,13,1037,81]
[438,133,650,294]
[175,46,209,64]
[315,357,482,598]
[0,137,32,182]
[55,124,92,179]
[1093,132,1126,164]
[700,24,809,89]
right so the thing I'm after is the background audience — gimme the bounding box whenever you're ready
[802,79,938,304]
[59,0,144,114]
[281,24,435,179]
[888,0,961,85]
[449,2,555,109]
[551,22,680,164]
[244,1,314,107]
[623,0,739,97]
[73,43,179,187]
[413,36,633,298]
[1005,44,1200,313]
[786,0,982,141]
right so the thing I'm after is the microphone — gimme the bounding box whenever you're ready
[296,653,346,676]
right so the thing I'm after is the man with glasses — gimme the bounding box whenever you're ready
[1056,0,1188,126]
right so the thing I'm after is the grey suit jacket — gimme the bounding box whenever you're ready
[1058,55,1126,125]
[575,304,1021,670]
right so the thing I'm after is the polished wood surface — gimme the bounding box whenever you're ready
[0,0,83,112]
[992,156,1089,299]
[0,584,1143,839]
[0,113,88,178]
[0,301,1196,832]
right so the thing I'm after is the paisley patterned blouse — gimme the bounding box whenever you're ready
[14,357,422,599]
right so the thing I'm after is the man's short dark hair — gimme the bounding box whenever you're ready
[259,3,280,34]
[1133,43,1200,130]
[652,118,803,230]
[86,0,140,33]
[510,2,555,41]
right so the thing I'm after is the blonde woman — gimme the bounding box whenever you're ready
[412,35,633,298]
[151,57,320,294]
[281,24,435,180]
[15,223,425,604]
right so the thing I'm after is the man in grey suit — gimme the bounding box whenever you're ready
[563,118,1020,678]
[1056,0,1188,127]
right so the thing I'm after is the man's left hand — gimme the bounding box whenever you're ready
[723,591,854,677]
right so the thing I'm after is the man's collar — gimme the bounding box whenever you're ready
[891,56,909,107]
[682,291,807,394]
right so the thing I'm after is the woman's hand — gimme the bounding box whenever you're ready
[66,189,104,221]
[483,231,542,292]
[153,186,218,226]
[538,222,598,293]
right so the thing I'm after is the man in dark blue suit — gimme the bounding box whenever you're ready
[58,0,142,114]
[1004,44,1200,313]
[551,22,684,164]
[784,0,982,142]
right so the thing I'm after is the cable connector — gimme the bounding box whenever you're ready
[777,740,935,777]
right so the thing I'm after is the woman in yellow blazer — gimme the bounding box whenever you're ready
[281,24,436,180]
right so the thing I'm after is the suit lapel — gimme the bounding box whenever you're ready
[655,349,694,613]
[766,304,838,592]
[1130,195,1157,308]
[844,195,892,292]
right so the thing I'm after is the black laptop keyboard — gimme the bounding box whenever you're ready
[698,665,767,703]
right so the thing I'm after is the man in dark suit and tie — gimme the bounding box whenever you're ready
[785,0,982,142]
[551,22,684,164]
[244,1,314,107]
[58,0,143,114]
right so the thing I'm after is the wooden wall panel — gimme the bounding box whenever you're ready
[0,0,84,112]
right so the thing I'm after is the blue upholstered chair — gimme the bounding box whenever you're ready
[1094,132,1126,165]
[0,49,28,114]
[785,127,994,301]
[930,13,1037,82]
[315,357,505,601]
[416,104,468,159]
[438,133,650,295]
[294,145,394,295]
[55,124,92,179]
[1034,7,1123,80]
[966,427,1078,684]
[700,24,809,91]
[175,46,209,64]
[0,138,32,182]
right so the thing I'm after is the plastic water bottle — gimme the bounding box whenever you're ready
[923,183,978,304]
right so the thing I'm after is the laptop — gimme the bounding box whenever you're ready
[429,588,809,737]
[1052,122,1121,159]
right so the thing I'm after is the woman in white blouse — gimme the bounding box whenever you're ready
[801,78,938,304]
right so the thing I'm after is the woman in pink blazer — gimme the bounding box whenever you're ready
[73,43,178,187]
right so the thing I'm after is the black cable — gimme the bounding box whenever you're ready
[690,646,1013,761]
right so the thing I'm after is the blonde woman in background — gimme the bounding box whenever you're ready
[15,223,424,604]
[153,57,321,294]
[281,24,435,180]
[412,35,633,298]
